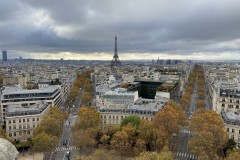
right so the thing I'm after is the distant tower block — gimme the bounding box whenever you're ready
[111,36,121,66]
[2,50,7,61]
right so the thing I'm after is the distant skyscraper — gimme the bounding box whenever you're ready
[111,36,121,66]
[166,59,171,65]
[2,50,7,61]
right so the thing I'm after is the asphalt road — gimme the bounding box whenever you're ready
[175,76,198,160]
[53,89,84,160]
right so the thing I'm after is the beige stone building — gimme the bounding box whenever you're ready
[5,103,50,141]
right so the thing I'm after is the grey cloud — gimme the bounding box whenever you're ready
[1,0,240,58]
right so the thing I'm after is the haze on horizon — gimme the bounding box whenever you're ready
[1,0,240,61]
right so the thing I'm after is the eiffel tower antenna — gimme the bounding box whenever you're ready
[111,36,121,66]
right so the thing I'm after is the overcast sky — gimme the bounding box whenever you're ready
[1,0,240,60]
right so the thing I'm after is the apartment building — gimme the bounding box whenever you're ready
[221,109,240,148]
[99,97,168,126]
[214,87,240,114]
[5,103,50,141]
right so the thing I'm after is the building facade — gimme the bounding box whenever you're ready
[5,103,50,141]
[0,85,62,121]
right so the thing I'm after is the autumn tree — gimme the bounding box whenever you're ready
[153,106,179,140]
[75,106,100,130]
[32,106,67,158]
[196,99,205,109]
[32,132,58,159]
[72,106,100,152]
[121,83,129,88]
[226,149,240,160]
[34,106,67,137]
[85,83,92,92]
[72,129,97,153]
[82,92,92,105]
[189,109,228,159]
[135,151,174,160]
[111,130,131,159]
[167,100,187,126]
[77,149,115,160]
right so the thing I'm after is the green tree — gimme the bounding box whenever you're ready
[121,115,141,128]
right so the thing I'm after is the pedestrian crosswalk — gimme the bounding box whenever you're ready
[55,146,79,152]
[180,129,191,134]
[174,152,198,159]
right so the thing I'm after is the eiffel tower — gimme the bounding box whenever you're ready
[111,36,121,66]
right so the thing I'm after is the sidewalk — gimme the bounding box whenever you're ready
[18,152,43,160]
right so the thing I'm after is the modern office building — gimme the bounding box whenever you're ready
[2,50,7,61]
[0,85,62,121]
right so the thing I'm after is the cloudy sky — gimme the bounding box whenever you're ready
[1,0,240,60]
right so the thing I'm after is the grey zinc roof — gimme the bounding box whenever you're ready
[2,85,60,95]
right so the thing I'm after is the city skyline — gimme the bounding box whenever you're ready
[1,0,240,60]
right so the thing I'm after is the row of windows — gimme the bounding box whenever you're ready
[8,130,32,137]
[101,115,153,121]
[8,123,38,130]
[222,99,240,103]
[222,104,240,109]
[227,128,240,134]
[8,117,39,124]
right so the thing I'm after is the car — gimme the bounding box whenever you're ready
[66,151,71,157]
[63,140,67,145]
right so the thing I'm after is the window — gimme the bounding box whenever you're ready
[231,135,234,139]
[230,99,232,103]
[222,104,225,107]
[232,129,235,133]
[8,120,11,124]
[23,119,25,122]
[227,128,229,132]
[19,119,21,123]
[27,118,29,122]
[33,118,35,121]
[37,118,39,121]
[237,105,239,109]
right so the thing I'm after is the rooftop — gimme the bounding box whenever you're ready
[6,103,50,117]
[2,85,60,96]
[103,88,136,96]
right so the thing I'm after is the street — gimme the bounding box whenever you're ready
[175,75,198,160]
[53,88,84,160]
